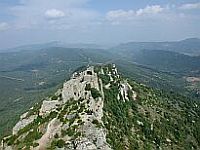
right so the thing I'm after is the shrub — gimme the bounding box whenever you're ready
[77,119,82,124]
[74,132,81,138]
[54,133,59,138]
[99,74,110,85]
[51,95,58,100]
[85,84,91,91]
[51,139,65,148]
[66,128,75,136]
[92,119,99,125]
[7,135,17,146]
[23,129,42,143]
[61,129,67,137]
[56,139,65,148]
[91,88,101,99]
[92,119,102,128]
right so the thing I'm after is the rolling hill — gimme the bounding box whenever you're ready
[113,38,200,56]
[1,65,199,150]
[0,39,200,140]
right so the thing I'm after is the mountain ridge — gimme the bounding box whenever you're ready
[113,38,200,56]
[1,64,199,150]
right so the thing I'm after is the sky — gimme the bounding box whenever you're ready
[0,0,200,49]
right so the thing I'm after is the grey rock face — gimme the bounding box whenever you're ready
[1,66,112,150]
[12,115,37,135]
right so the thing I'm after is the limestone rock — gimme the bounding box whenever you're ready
[13,115,37,135]
[1,66,112,150]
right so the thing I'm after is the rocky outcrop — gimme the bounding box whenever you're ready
[12,115,37,135]
[39,100,60,116]
[62,67,100,102]
[1,66,111,150]
[1,64,199,150]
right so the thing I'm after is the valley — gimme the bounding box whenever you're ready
[1,1,200,149]
[1,64,199,149]
[0,39,199,148]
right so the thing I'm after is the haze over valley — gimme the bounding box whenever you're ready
[0,0,200,150]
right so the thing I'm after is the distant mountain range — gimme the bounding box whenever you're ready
[110,38,200,75]
[111,49,200,75]
[1,38,200,56]
[113,38,200,56]
[0,42,105,53]
[2,65,199,150]
[0,39,200,140]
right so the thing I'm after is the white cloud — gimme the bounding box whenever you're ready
[106,9,135,21]
[45,9,65,19]
[8,0,98,30]
[1,0,200,49]
[0,22,9,31]
[179,2,200,10]
[106,5,164,22]
[136,5,164,16]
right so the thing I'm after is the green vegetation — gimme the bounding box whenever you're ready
[56,139,65,148]
[73,65,87,74]
[22,129,42,146]
[26,102,42,117]
[114,59,200,98]
[91,88,101,99]
[99,74,110,85]
[85,83,91,91]
[50,139,65,149]
[92,119,102,128]
[66,127,76,136]
[51,93,62,100]
[5,111,58,148]
[96,65,200,150]
[0,47,111,139]
[1,41,199,140]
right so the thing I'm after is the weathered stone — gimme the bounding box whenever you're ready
[39,100,60,116]
[13,115,37,135]
[2,66,112,150]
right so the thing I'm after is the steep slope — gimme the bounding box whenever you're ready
[1,65,200,150]
[1,67,111,150]
[110,48,200,75]
[111,41,200,97]
[122,49,200,74]
[1,41,200,140]
[0,47,112,139]
[96,65,200,150]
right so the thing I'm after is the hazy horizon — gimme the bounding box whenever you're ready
[0,0,200,49]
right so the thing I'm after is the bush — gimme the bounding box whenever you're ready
[92,119,99,125]
[56,139,65,148]
[51,139,65,148]
[92,119,102,128]
[51,95,58,100]
[54,133,59,138]
[7,135,17,146]
[23,129,42,143]
[91,88,101,99]
[85,84,91,91]
[61,129,67,137]
[66,127,75,136]
[99,74,110,85]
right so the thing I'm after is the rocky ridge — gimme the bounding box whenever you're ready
[1,64,199,150]
[1,66,114,150]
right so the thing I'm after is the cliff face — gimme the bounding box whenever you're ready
[1,64,199,150]
[1,66,112,150]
